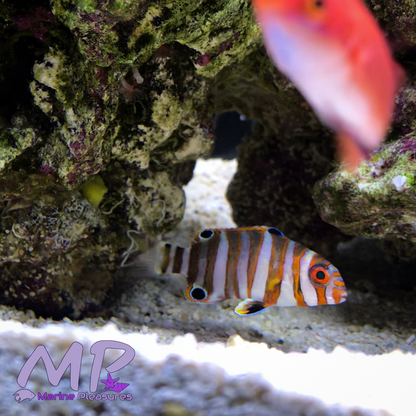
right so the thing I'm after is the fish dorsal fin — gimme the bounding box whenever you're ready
[235,299,270,316]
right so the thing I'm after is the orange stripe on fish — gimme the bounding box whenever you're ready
[203,229,221,298]
[332,287,346,304]
[225,230,241,299]
[246,228,264,299]
[172,246,184,274]
[264,233,288,305]
[158,243,171,274]
[315,286,328,306]
[291,244,308,307]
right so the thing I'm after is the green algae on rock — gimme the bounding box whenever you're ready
[0,124,41,170]
[311,78,416,260]
[0,0,414,319]
[313,136,416,242]
[30,45,120,187]
[51,0,260,76]
[0,0,260,317]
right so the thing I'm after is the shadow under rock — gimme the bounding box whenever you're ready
[330,237,416,330]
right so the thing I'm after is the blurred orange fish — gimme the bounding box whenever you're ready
[253,0,405,170]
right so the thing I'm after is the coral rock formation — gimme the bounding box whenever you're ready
[0,0,259,316]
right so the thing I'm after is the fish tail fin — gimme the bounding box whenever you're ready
[336,133,369,172]
[126,238,167,277]
[125,238,187,296]
[126,235,188,280]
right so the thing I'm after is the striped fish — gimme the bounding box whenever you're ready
[156,226,347,315]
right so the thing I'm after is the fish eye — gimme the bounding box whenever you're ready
[199,229,214,240]
[316,271,325,279]
[309,265,331,286]
[190,286,208,301]
[305,0,326,18]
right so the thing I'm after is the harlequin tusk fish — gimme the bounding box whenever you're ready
[151,226,347,316]
[253,0,405,171]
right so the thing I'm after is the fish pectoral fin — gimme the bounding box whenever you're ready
[235,299,270,316]
[336,133,369,172]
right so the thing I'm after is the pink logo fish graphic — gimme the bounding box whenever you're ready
[13,389,35,403]
[100,373,129,393]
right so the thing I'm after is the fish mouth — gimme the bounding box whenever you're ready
[338,293,348,303]
[326,295,347,305]
[332,289,348,304]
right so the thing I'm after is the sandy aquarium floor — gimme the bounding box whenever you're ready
[118,159,416,355]
[1,158,416,416]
